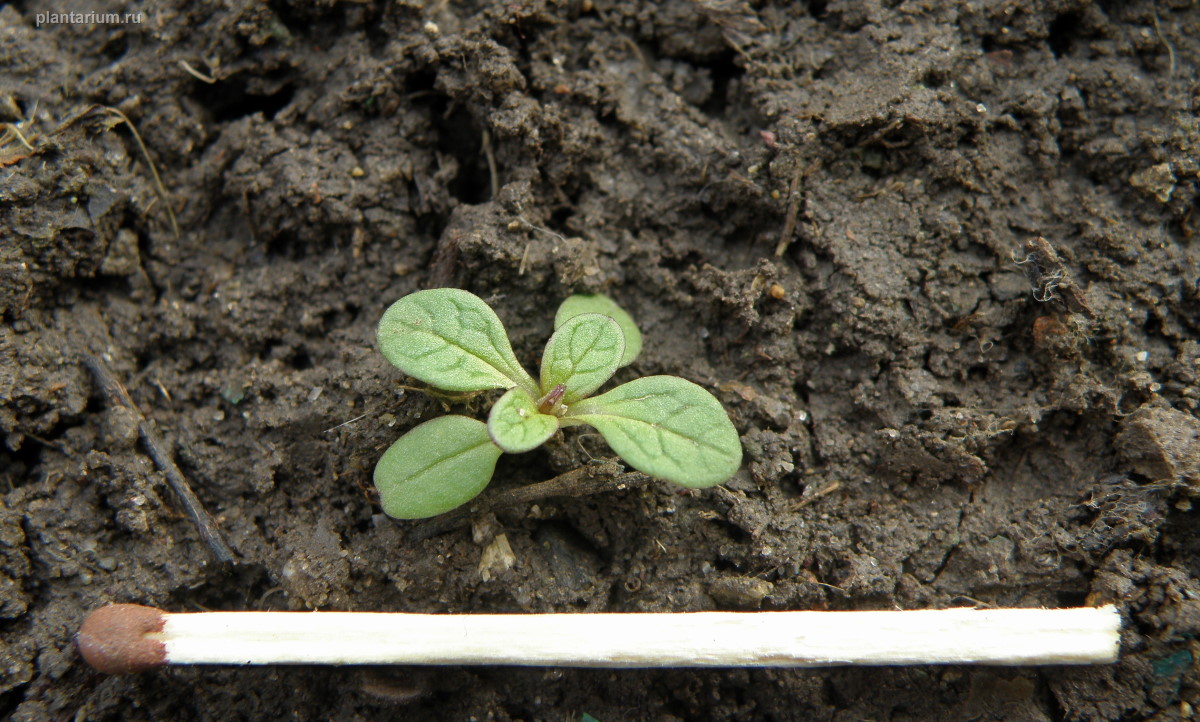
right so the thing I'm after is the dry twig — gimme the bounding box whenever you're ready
[412,461,651,539]
[84,355,234,564]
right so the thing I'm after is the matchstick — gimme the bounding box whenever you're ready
[77,604,1120,674]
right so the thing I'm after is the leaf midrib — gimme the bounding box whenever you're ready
[567,406,735,457]
[404,436,495,483]
[394,320,527,390]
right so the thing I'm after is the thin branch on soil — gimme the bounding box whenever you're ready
[178,60,217,84]
[2,121,34,151]
[791,480,842,510]
[774,160,806,257]
[0,100,40,166]
[323,411,372,434]
[4,100,180,239]
[513,215,569,244]
[83,355,235,565]
[411,460,651,539]
[510,214,569,276]
[481,127,498,199]
[518,238,531,275]
[1151,3,1177,78]
[93,106,181,239]
[858,117,908,149]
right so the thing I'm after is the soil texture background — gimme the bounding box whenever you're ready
[3,0,1200,720]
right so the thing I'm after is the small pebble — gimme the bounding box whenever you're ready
[101,407,140,449]
[708,577,774,609]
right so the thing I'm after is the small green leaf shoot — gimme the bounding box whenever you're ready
[373,415,503,519]
[540,313,625,404]
[554,294,642,367]
[488,387,560,453]
[566,376,742,488]
[374,290,742,519]
[377,289,538,396]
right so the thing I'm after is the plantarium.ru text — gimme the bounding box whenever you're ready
[373,289,742,519]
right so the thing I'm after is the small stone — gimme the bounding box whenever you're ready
[1115,406,1200,483]
[1129,163,1176,203]
[707,576,774,609]
[100,229,140,276]
[471,513,501,545]
[478,533,516,582]
[101,406,140,449]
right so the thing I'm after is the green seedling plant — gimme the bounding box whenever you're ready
[373,289,742,518]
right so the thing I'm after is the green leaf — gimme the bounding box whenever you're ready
[488,387,559,453]
[554,294,642,367]
[377,289,537,395]
[374,415,503,519]
[541,314,625,403]
[566,376,741,488]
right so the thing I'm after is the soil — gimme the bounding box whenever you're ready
[3,0,1200,719]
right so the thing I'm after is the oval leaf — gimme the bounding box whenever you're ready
[374,415,502,519]
[566,376,741,488]
[554,294,642,367]
[488,387,559,453]
[377,289,537,395]
[540,314,625,403]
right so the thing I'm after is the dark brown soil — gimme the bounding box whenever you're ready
[4,0,1200,719]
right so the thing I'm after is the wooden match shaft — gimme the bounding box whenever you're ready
[77,604,1120,673]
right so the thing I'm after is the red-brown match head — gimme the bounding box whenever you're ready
[76,604,168,674]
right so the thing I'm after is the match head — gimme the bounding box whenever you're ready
[76,604,168,674]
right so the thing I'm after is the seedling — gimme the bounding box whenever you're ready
[372,289,742,519]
